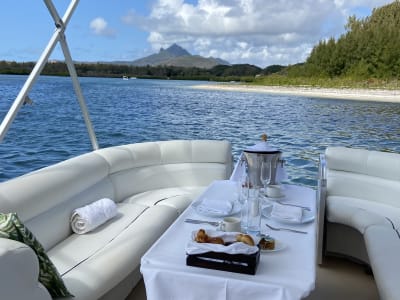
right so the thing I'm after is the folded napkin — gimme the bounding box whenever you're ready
[186,230,259,255]
[271,203,303,222]
[196,196,233,215]
[70,198,118,234]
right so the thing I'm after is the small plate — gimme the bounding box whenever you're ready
[262,206,315,224]
[260,240,286,253]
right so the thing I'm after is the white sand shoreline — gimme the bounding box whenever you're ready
[192,84,400,103]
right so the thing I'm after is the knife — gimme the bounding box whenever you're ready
[184,218,221,226]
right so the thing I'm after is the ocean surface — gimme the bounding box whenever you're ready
[1,74,400,187]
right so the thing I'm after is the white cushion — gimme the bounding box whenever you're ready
[48,203,147,275]
[95,140,232,173]
[326,169,400,209]
[0,152,110,222]
[49,205,178,300]
[326,197,392,233]
[0,238,51,300]
[109,163,229,202]
[327,196,400,229]
[326,147,400,181]
[123,186,205,213]
[364,225,400,300]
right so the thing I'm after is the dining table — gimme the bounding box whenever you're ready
[140,180,317,300]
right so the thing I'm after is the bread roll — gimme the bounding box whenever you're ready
[236,233,255,246]
[207,237,224,244]
[195,229,208,243]
[195,229,224,244]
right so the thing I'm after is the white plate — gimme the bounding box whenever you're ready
[262,206,315,224]
[260,240,287,253]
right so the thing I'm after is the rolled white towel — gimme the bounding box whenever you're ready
[71,198,118,234]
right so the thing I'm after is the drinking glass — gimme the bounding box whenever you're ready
[239,173,250,232]
[246,187,261,235]
[260,161,271,194]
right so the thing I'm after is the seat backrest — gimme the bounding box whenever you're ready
[0,152,114,250]
[0,140,233,250]
[325,147,400,208]
[95,140,233,201]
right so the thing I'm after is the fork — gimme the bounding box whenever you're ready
[265,223,308,234]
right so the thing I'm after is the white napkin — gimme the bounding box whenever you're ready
[186,230,259,255]
[196,196,233,215]
[271,203,303,222]
[70,198,118,234]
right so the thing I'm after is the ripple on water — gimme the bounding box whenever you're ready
[1,76,400,188]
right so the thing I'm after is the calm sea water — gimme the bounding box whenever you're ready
[1,74,400,187]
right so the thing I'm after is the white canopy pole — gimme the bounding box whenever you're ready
[0,0,99,150]
[45,0,99,150]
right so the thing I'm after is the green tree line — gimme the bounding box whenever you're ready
[289,1,400,80]
[0,60,262,82]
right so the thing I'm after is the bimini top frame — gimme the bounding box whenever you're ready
[0,0,99,150]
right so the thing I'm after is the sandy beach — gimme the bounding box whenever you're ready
[192,84,400,103]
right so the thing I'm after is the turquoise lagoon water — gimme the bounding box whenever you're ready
[1,74,400,186]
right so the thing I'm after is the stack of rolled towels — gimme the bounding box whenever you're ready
[70,198,118,234]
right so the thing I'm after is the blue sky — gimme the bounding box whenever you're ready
[0,0,394,67]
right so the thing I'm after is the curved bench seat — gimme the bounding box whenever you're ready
[0,140,233,300]
[319,146,400,300]
[364,225,400,300]
[327,197,397,232]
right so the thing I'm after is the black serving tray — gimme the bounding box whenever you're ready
[186,249,260,275]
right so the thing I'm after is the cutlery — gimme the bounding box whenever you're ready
[265,223,308,234]
[276,200,311,211]
[184,219,221,226]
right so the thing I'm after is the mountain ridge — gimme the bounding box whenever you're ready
[130,44,230,69]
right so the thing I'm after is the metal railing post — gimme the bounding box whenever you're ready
[0,0,99,150]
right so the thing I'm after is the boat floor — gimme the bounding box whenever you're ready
[127,256,379,300]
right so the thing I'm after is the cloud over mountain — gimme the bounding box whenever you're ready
[123,0,392,67]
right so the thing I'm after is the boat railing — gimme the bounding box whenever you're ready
[0,0,99,150]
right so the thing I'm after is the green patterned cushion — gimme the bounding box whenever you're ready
[0,213,73,298]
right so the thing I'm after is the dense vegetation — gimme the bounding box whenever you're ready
[1,1,399,89]
[255,1,400,88]
[0,60,262,82]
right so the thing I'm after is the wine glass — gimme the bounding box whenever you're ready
[260,161,271,195]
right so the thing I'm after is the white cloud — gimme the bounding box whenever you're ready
[89,17,116,37]
[126,0,393,67]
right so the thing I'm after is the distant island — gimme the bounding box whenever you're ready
[0,1,399,90]
[128,43,230,69]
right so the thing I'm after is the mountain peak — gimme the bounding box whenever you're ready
[131,43,229,68]
[161,44,191,57]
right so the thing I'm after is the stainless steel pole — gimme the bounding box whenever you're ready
[45,0,99,150]
[0,0,99,150]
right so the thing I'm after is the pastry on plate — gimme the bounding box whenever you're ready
[259,236,275,250]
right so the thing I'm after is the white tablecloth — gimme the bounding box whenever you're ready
[140,184,316,300]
